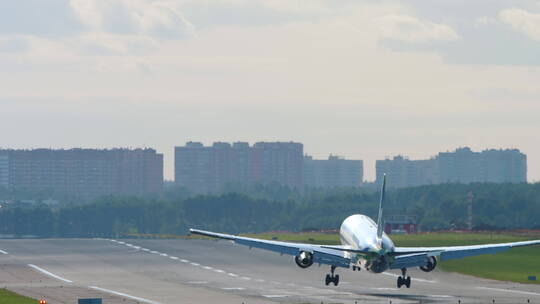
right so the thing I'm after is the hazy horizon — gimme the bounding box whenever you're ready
[2,1,539,182]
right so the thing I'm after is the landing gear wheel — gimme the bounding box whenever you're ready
[333,274,340,286]
[325,265,340,287]
[325,274,331,286]
[397,268,410,288]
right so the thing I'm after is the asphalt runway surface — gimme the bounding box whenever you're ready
[0,238,539,304]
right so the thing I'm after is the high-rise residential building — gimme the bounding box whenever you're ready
[251,142,303,189]
[175,141,303,193]
[376,147,526,188]
[0,152,9,188]
[438,147,526,183]
[304,155,363,188]
[0,148,163,200]
[376,156,438,188]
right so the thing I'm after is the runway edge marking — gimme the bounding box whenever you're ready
[0,249,8,254]
[89,286,163,304]
[28,264,73,283]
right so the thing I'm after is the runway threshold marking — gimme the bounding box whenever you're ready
[28,264,73,283]
[476,286,540,297]
[89,286,163,304]
[0,249,8,254]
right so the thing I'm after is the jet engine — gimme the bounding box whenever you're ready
[420,256,437,272]
[294,251,314,268]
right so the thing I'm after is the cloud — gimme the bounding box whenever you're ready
[69,0,195,39]
[378,15,459,43]
[0,0,82,37]
[0,36,29,53]
[499,8,540,40]
[469,87,540,104]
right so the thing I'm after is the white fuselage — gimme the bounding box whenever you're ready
[339,214,395,273]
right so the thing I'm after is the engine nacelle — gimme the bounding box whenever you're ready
[420,256,437,272]
[294,251,314,268]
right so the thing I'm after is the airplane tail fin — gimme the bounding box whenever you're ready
[376,173,387,241]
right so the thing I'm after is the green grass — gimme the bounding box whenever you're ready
[0,289,37,304]
[243,231,540,284]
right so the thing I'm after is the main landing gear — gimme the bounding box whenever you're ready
[397,268,411,288]
[325,265,340,286]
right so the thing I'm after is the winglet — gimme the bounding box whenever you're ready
[376,173,387,241]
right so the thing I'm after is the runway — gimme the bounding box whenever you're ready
[0,238,539,303]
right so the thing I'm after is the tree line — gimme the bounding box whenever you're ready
[0,182,539,237]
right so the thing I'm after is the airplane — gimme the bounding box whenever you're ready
[190,174,540,288]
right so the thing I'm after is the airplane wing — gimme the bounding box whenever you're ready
[390,239,540,269]
[189,229,350,268]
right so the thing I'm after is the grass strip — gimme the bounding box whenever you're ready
[0,288,38,304]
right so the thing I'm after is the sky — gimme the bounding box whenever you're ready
[1,0,540,182]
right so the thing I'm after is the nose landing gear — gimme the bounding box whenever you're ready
[397,268,411,288]
[324,265,340,286]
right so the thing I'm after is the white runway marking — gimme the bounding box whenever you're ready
[28,264,73,283]
[0,249,8,254]
[109,240,276,288]
[262,295,288,298]
[89,286,163,304]
[476,286,540,296]
[187,281,208,284]
[371,287,399,291]
[221,287,245,290]
[382,272,436,283]
[429,295,454,298]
